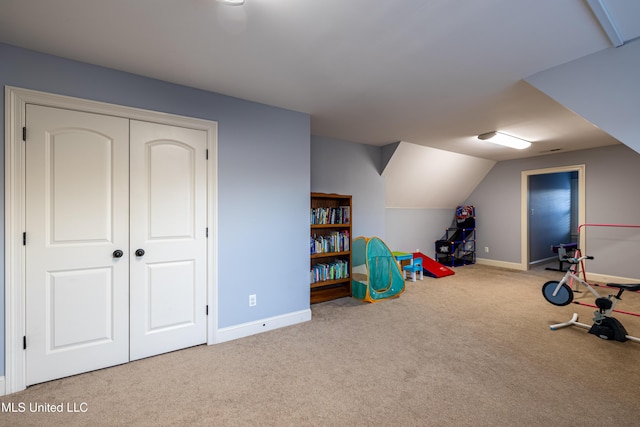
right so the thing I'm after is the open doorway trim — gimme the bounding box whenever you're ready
[4,86,219,395]
[520,164,586,270]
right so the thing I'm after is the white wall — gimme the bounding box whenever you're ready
[385,208,454,255]
[526,38,640,155]
[382,141,495,208]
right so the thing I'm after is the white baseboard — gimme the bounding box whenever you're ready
[215,309,312,344]
[475,257,525,271]
[581,272,640,285]
[475,258,638,284]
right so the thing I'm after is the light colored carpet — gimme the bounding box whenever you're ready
[2,263,640,426]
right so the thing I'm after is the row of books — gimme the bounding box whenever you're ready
[311,206,351,225]
[311,230,350,254]
[310,259,349,284]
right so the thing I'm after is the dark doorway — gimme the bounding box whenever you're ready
[528,171,578,264]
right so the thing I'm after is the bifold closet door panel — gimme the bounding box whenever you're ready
[25,104,130,386]
[128,120,208,361]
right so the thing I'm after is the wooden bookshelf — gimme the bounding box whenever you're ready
[310,193,352,304]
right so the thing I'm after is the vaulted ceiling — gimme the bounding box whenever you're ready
[1,0,639,161]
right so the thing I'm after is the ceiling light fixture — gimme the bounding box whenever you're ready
[477,131,531,150]
[217,0,245,5]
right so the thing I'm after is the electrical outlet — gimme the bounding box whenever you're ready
[249,294,257,307]
[484,246,489,253]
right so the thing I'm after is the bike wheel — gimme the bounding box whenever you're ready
[542,280,574,306]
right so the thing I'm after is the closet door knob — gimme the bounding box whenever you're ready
[135,249,145,257]
[113,250,124,258]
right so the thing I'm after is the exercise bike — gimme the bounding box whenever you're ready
[541,254,640,343]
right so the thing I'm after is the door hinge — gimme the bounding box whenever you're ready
[206,305,209,316]
[206,149,209,160]
[23,336,27,350]
[23,232,26,246]
[206,227,208,238]
[22,127,26,141]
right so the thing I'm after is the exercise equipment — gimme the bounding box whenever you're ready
[569,223,640,315]
[545,243,578,272]
[435,205,476,267]
[351,236,405,303]
[542,254,640,343]
[577,223,640,234]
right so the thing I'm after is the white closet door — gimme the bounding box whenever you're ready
[129,120,208,361]
[25,105,130,386]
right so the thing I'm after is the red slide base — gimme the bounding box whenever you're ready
[412,252,455,278]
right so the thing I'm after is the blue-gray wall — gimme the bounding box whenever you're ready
[0,43,311,376]
[310,137,454,257]
[466,144,640,277]
[310,136,385,239]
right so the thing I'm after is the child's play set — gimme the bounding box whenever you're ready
[351,236,406,303]
[350,206,473,303]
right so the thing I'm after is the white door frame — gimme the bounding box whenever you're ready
[520,164,586,270]
[4,86,219,395]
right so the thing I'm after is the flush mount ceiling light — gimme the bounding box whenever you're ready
[217,0,244,5]
[477,131,531,150]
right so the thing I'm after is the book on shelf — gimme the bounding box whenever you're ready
[310,206,351,225]
[310,259,349,284]
[342,206,350,224]
[310,230,350,254]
